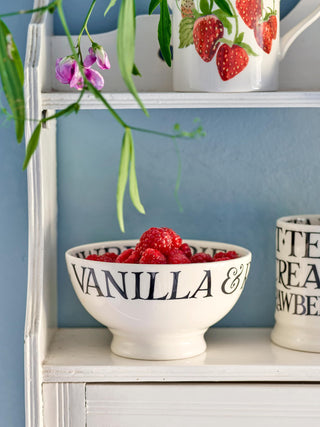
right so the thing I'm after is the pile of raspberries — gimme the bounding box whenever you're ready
[86,227,239,265]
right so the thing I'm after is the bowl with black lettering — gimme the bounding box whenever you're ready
[65,240,251,360]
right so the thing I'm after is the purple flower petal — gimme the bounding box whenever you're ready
[95,46,111,70]
[69,62,84,90]
[84,68,104,90]
[55,57,76,84]
[83,47,96,68]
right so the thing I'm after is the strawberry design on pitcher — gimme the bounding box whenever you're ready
[177,0,258,81]
[235,0,278,54]
[177,0,279,82]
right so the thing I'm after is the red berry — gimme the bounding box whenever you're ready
[99,252,117,262]
[179,243,192,259]
[116,248,135,263]
[123,249,141,264]
[268,15,277,40]
[213,251,239,261]
[86,254,99,261]
[191,253,214,263]
[193,15,224,63]
[236,0,262,29]
[254,21,273,54]
[216,44,249,81]
[162,227,183,249]
[167,248,191,264]
[136,227,180,256]
[139,248,167,264]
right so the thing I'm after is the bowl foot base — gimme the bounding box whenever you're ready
[109,328,207,360]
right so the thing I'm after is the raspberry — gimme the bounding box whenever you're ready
[86,254,99,261]
[179,243,192,259]
[116,248,135,263]
[213,251,239,262]
[97,252,117,262]
[136,227,181,256]
[162,227,183,248]
[139,248,167,264]
[191,253,214,263]
[123,249,140,264]
[167,248,191,264]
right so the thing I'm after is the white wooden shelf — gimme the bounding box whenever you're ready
[41,90,320,110]
[43,327,320,384]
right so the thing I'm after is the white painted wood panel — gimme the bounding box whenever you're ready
[42,328,320,383]
[86,383,320,427]
[43,383,85,427]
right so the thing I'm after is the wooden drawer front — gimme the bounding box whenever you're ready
[86,383,320,427]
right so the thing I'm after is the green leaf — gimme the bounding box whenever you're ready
[22,122,41,170]
[0,19,25,142]
[237,41,258,56]
[212,9,232,34]
[117,0,148,115]
[215,0,233,17]
[129,132,145,215]
[216,37,233,47]
[179,17,195,48]
[117,128,131,233]
[104,0,118,16]
[22,102,80,170]
[132,63,141,76]
[199,0,211,15]
[149,0,160,14]
[158,0,172,67]
[235,31,244,44]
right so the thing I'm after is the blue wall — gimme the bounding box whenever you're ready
[0,0,307,425]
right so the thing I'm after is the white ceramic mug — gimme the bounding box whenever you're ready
[271,215,320,353]
[167,0,320,92]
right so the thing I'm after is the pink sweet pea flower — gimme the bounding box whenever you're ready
[84,68,104,90]
[84,44,111,70]
[55,56,76,84]
[69,62,84,90]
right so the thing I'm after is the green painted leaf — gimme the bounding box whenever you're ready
[237,41,258,56]
[0,19,25,142]
[117,0,148,115]
[158,0,172,66]
[129,132,145,215]
[199,0,211,15]
[212,9,232,34]
[179,17,195,48]
[117,128,131,233]
[235,32,244,44]
[215,0,233,17]
[149,0,160,14]
[22,123,41,170]
[217,37,233,47]
[104,0,118,16]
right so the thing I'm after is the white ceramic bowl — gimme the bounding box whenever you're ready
[66,240,252,360]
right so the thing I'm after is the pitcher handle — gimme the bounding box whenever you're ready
[281,4,320,60]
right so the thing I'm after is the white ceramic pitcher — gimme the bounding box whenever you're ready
[167,0,320,92]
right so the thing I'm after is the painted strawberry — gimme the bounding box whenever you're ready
[254,21,273,54]
[236,0,262,29]
[181,0,195,18]
[268,14,277,40]
[216,44,249,81]
[193,15,224,63]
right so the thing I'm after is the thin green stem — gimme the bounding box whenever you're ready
[130,125,180,139]
[0,1,57,19]
[227,0,239,39]
[77,0,96,48]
